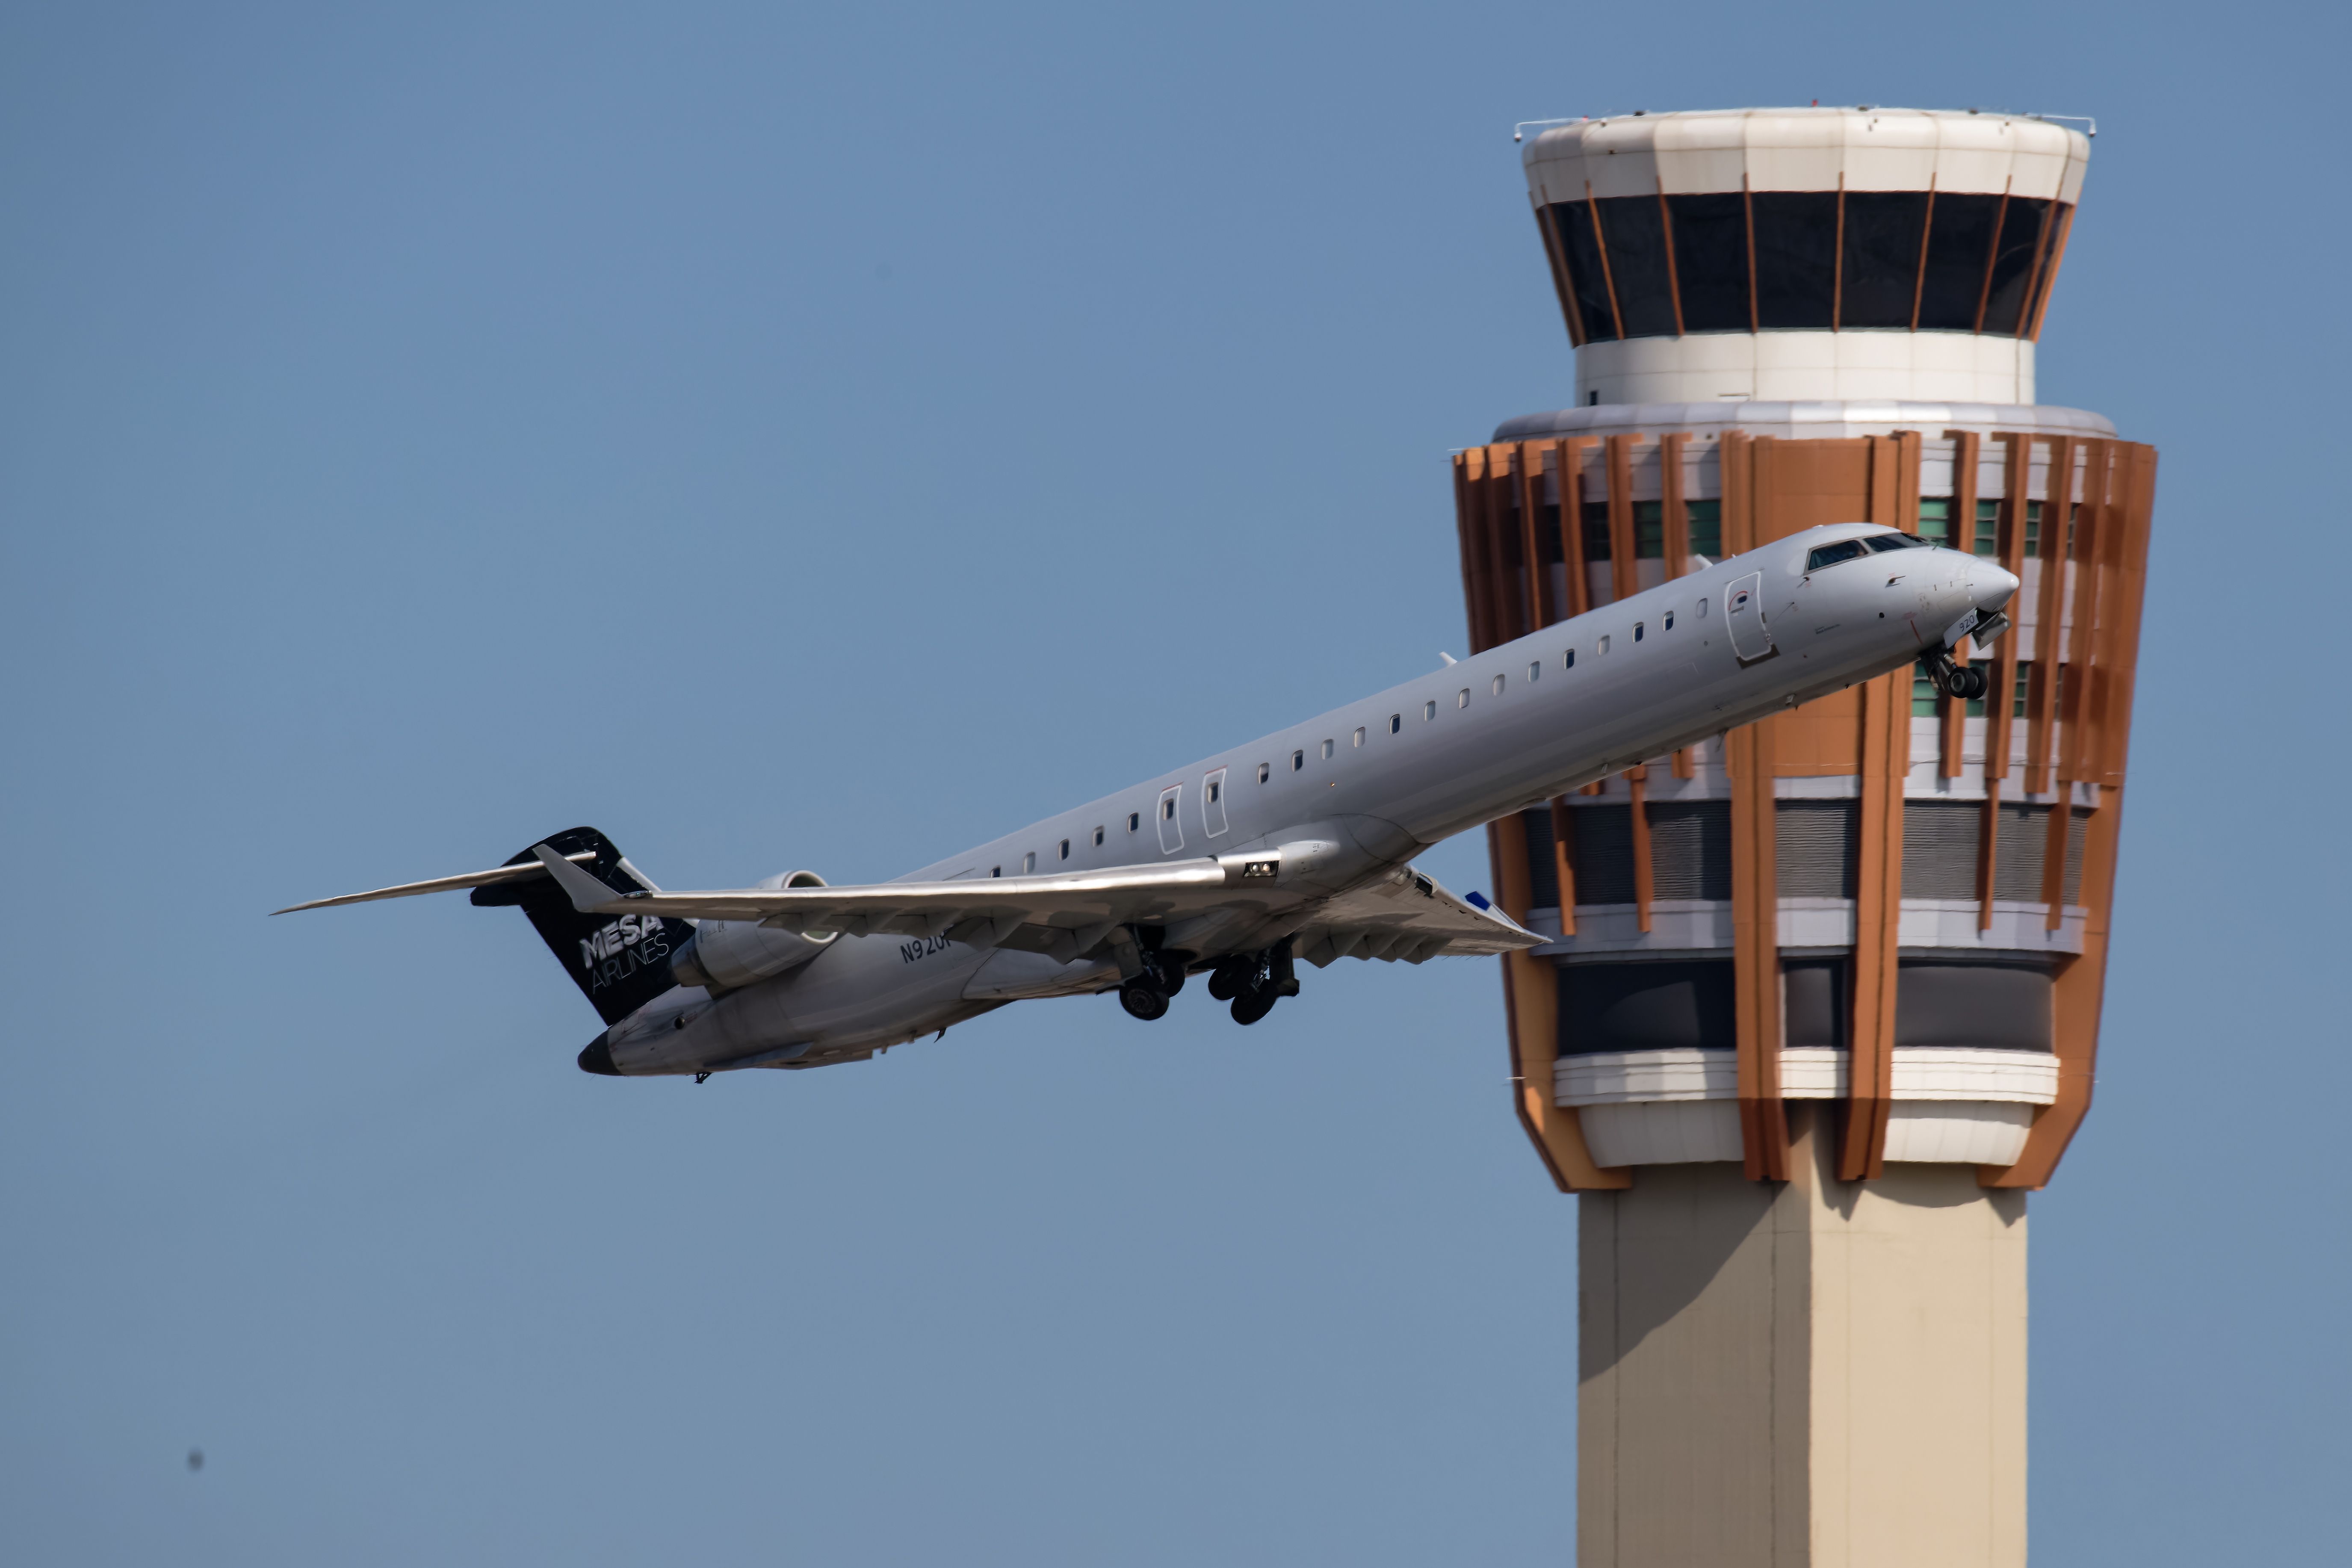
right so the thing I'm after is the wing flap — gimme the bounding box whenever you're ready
[1292,865,1542,966]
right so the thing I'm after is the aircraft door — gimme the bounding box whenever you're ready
[1156,785,1184,854]
[1726,571,1776,664]
[1202,768,1229,838]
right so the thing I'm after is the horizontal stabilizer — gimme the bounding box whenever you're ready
[271,850,596,915]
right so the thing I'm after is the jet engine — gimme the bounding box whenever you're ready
[666,871,837,991]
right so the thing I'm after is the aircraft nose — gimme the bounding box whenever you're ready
[577,1033,621,1075]
[1972,560,2020,615]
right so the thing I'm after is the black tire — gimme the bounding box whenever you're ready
[1956,666,1988,700]
[1119,982,1170,1022]
[1230,989,1276,1026]
[1207,957,1254,1002]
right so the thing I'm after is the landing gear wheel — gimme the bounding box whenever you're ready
[1207,956,1257,1002]
[1955,665,1989,701]
[1119,981,1170,1022]
[1230,988,1277,1026]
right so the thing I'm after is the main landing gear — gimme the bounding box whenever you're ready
[1920,651,1988,702]
[1207,940,1300,1027]
[1117,948,1188,1022]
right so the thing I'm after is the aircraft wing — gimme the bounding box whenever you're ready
[525,842,1300,962]
[1289,865,1545,966]
[524,841,1537,968]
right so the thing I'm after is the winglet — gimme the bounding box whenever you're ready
[532,842,629,913]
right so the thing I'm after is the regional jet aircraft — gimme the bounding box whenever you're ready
[279,524,2015,1080]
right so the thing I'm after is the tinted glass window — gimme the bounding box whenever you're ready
[1547,202,1618,342]
[1687,499,1722,557]
[1864,532,1921,552]
[1917,192,2000,330]
[1666,192,1750,331]
[1594,195,1676,338]
[1633,500,1664,558]
[1581,499,1611,561]
[1916,498,1952,547]
[1838,191,1930,328]
[1980,197,2051,335]
[2022,205,2071,331]
[1805,539,1868,570]
[1973,499,2001,556]
[1749,192,1838,328]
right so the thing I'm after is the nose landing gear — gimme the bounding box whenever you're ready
[1920,652,1989,702]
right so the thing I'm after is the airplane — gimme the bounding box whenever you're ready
[277,522,2017,1081]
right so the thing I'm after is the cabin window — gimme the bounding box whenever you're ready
[1634,622,1645,642]
[1698,597,1709,618]
[1424,700,1437,720]
[991,865,1002,877]
[1563,647,1576,669]
[1321,738,1335,760]
[1352,727,1365,748]
[1389,713,1402,734]
[1598,635,1611,655]
[1292,750,1304,771]
[1023,851,1036,874]
[1127,813,1139,832]
[1804,539,1869,571]
[1257,762,1270,784]
[1208,778,1222,803]
[1093,827,1105,847]
[1491,673,1506,695]
[1664,610,1675,630]
[1528,660,1541,683]
[1161,797,1175,821]
[1456,688,1470,709]
[1058,839,1070,860]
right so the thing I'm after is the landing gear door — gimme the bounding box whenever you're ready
[1726,571,1776,665]
[1156,785,1184,855]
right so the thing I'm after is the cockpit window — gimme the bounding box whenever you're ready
[1864,532,1925,552]
[1805,539,1870,571]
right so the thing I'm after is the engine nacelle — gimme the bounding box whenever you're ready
[667,870,837,991]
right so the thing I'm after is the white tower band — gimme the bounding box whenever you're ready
[1454,108,2153,1568]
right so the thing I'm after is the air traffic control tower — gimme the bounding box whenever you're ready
[1454,109,2154,1566]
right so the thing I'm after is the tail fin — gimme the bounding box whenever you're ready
[470,827,695,1025]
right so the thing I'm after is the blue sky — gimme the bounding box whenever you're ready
[2,2,2344,1562]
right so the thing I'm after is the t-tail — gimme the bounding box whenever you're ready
[468,827,694,1026]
